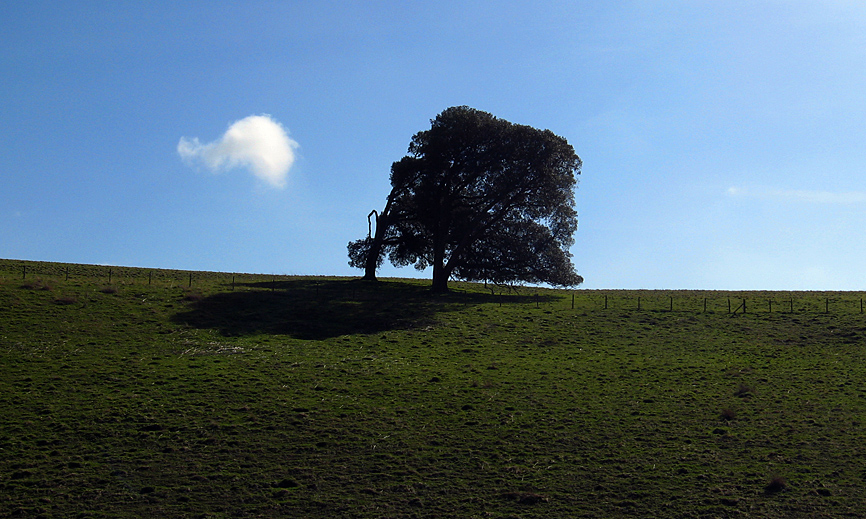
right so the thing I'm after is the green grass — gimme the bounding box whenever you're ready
[2,259,866,517]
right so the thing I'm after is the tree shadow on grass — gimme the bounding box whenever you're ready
[172,278,547,340]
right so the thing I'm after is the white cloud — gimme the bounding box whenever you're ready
[178,114,299,188]
[727,186,866,205]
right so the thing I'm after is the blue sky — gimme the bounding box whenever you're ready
[2,1,865,290]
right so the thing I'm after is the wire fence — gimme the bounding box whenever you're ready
[3,260,866,316]
[565,290,866,315]
[0,259,286,291]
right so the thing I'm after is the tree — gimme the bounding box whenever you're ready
[348,106,583,292]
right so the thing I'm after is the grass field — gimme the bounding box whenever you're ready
[2,259,866,518]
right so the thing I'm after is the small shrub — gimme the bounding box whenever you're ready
[20,279,53,291]
[765,476,787,494]
[501,491,548,505]
[100,285,118,294]
[54,296,78,305]
[734,382,754,397]
[721,407,737,421]
[273,478,299,489]
[182,289,203,302]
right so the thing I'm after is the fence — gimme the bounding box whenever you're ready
[0,259,288,291]
[563,290,866,315]
[3,260,866,316]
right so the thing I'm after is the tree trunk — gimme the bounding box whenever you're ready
[362,210,389,281]
[431,263,450,293]
[362,252,379,281]
[431,242,451,292]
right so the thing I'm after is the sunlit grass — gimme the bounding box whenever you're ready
[2,259,866,517]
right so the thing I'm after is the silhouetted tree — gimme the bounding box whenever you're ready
[348,106,583,292]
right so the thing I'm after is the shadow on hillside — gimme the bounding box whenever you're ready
[171,279,551,340]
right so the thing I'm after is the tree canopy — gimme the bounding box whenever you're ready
[348,106,583,292]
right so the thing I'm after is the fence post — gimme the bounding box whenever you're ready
[604,294,608,310]
[108,269,112,284]
[571,293,574,310]
[727,298,731,313]
[638,296,641,311]
[232,274,235,291]
[149,271,152,285]
[22,265,26,280]
[769,299,772,313]
[189,272,193,288]
[790,299,794,313]
[703,298,707,313]
[825,298,829,314]
[670,296,673,312]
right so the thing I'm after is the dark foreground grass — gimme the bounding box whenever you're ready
[2,260,866,517]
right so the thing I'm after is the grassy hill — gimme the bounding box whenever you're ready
[2,259,866,517]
